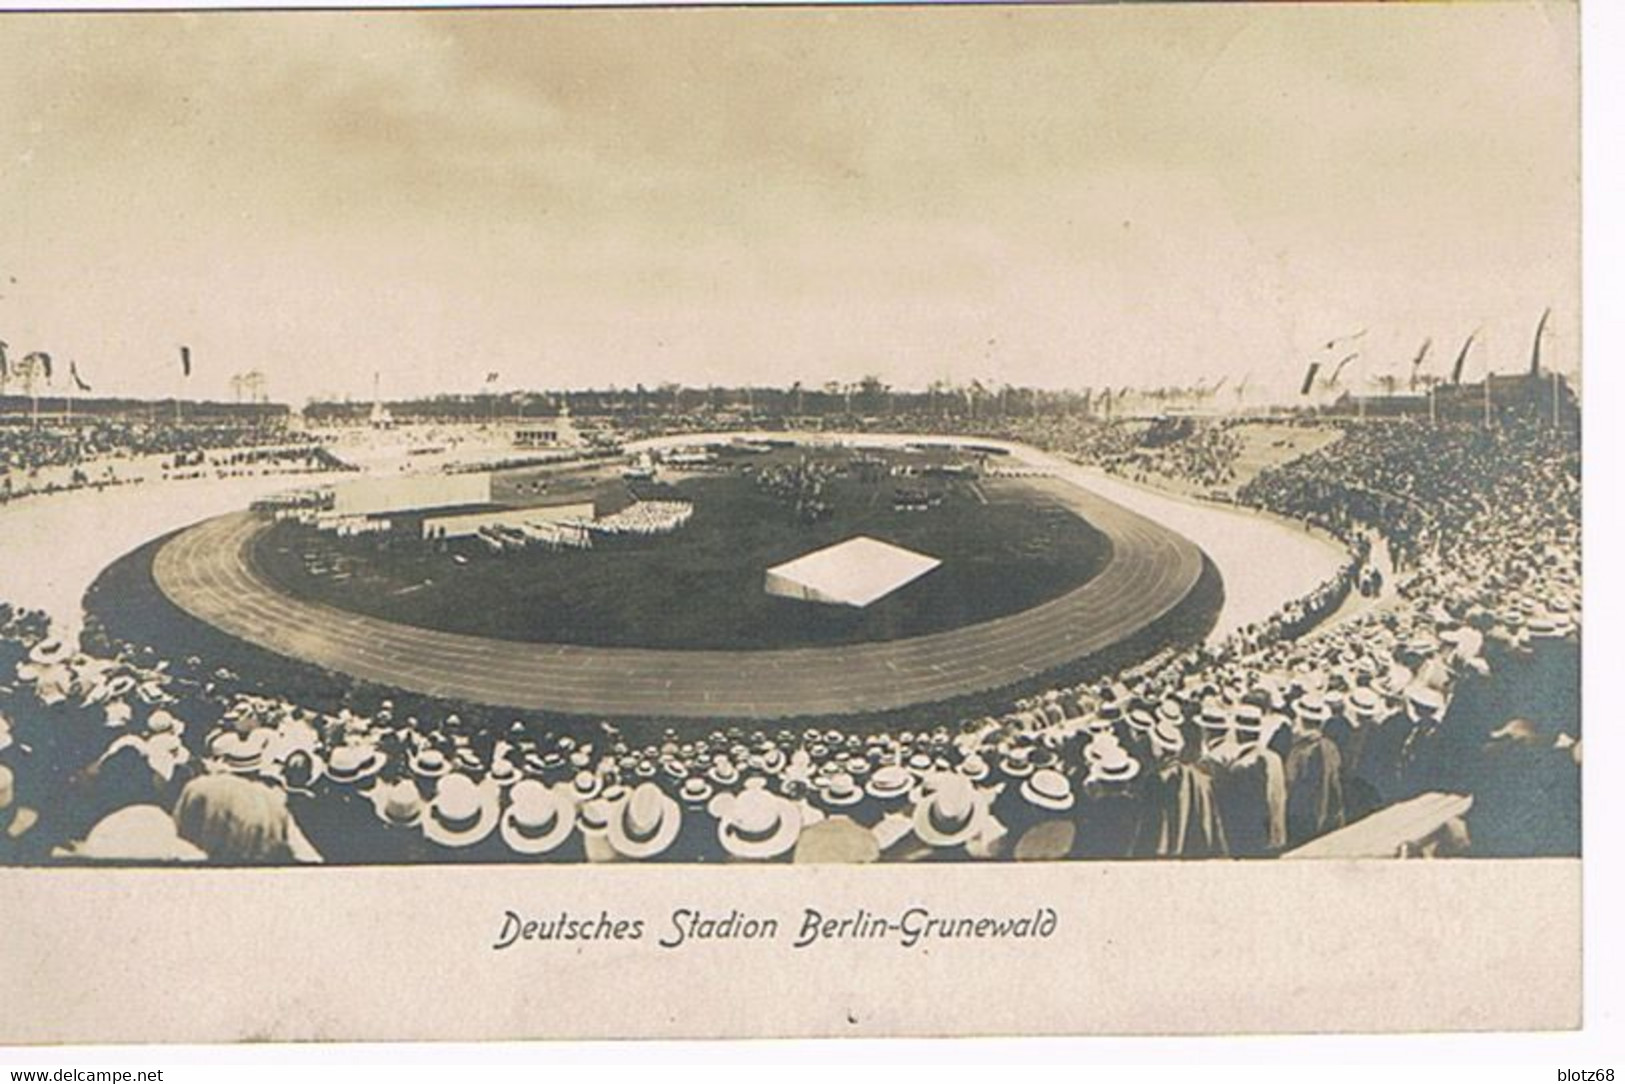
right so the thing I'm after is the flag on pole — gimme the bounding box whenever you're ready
[1299,361,1322,396]
[22,351,52,381]
[1450,332,1476,384]
[179,345,192,377]
[70,360,91,392]
[1408,338,1432,390]
[1529,308,1551,375]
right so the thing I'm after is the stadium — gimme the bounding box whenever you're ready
[0,363,1580,867]
[0,5,1580,871]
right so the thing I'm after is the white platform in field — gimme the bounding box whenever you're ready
[764,536,941,608]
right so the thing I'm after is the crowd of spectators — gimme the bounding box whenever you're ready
[0,417,347,504]
[0,418,294,473]
[0,411,1580,865]
[1099,418,1242,492]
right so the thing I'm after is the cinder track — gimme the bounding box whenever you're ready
[150,466,1208,719]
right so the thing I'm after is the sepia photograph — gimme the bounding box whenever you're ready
[0,0,1592,1047]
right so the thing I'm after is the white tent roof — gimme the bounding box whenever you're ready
[764,536,941,608]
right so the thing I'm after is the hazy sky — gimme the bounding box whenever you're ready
[0,3,1578,403]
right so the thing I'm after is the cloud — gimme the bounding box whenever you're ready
[0,4,1579,401]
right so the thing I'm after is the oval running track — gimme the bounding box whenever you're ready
[149,471,1208,719]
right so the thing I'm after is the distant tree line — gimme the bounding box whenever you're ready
[299,376,1173,425]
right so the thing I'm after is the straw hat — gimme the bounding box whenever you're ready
[326,742,386,784]
[577,787,624,836]
[1149,719,1185,757]
[206,728,271,775]
[423,774,499,847]
[487,758,522,788]
[678,776,715,807]
[134,678,172,706]
[500,780,576,855]
[913,775,987,848]
[1526,614,1563,639]
[1019,768,1075,812]
[27,639,68,666]
[956,754,991,783]
[997,747,1035,779]
[1406,685,1447,721]
[1085,738,1140,784]
[1082,732,1116,764]
[55,805,205,863]
[101,674,138,704]
[708,757,741,788]
[1244,711,1289,748]
[1375,664,1414,699]
[1401,635,1440,659]
[526,750,569,781]
[376,779,426,828]
[818,772,865,809]
[569,770,603,803]
[715,787,802,860]
[1347,686,1386,724]
[223,702,261,736]
[410,747,453,780]
[866,764,914,802]
[1294,694,1333,725]
[606,782,682,859]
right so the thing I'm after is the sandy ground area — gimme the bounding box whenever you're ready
[1049,466,1349,644]
[0,472,315,640]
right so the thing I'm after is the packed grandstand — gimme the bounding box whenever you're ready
[0,388,1580,865]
